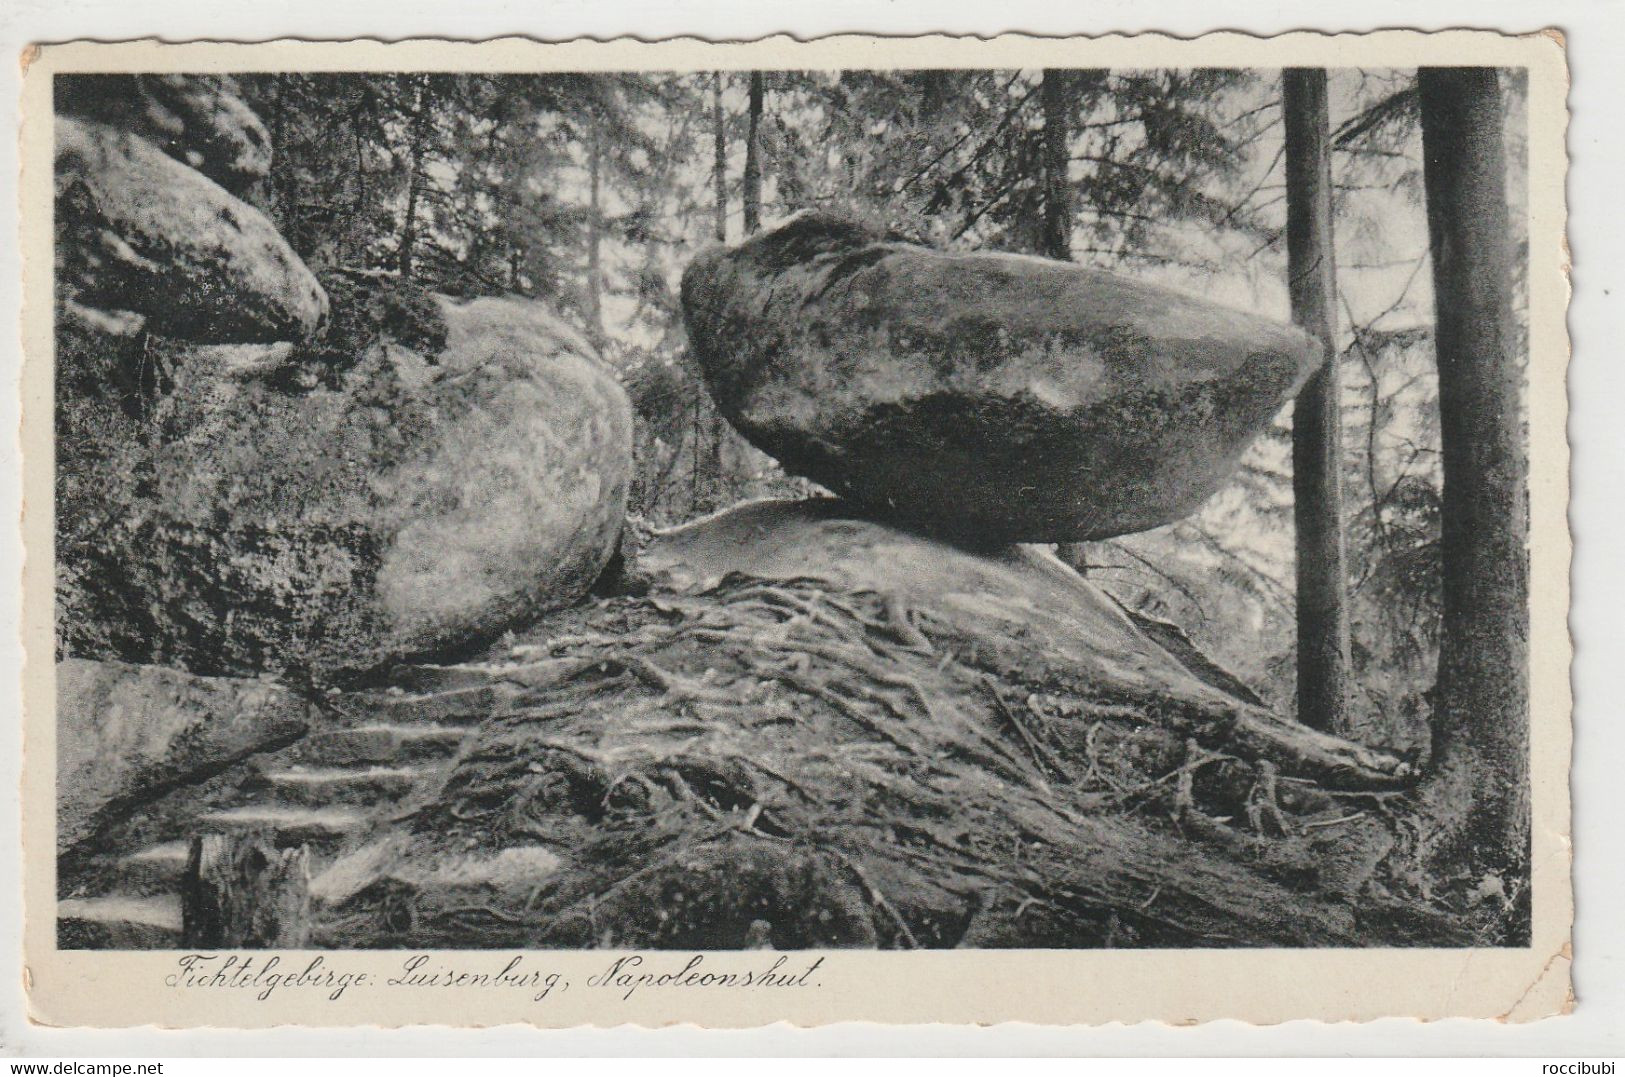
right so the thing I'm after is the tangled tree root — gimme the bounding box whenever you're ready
[312,562,1464,950]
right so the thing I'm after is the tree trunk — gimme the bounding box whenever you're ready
[712,72,728,243]
[397,79,430,280]
[689,384,705,514]
[743,72,764,235]
[1416,67,1529,894]
[267,76,294,235]
[700,72,734,510]
[181,833,311,949]
[349,105,368,265]
[1282,69,1352,734]
[1040,69,1073,261]
[587,122,604,341]
[918,71,950,125]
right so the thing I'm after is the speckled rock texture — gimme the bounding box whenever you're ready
[56,658,312,855]
[54,114,328,344]
[681,213,1323,543]
[57,277,634,682]
[55,74,273,198]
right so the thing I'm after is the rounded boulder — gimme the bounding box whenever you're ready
[681,213,1323,543]
[57,281,633,682]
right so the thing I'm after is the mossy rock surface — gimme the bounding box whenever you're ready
[681,213,1322,543]
[56,657,311,856]
[57,286,633,682]
[55,74,272,197]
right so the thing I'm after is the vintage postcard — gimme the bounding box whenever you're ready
[18,30,1571,1028]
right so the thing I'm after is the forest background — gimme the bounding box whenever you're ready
[238,66,1530,754]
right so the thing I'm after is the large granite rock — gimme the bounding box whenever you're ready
[57,658,311,855]
[55,74,272,198]
[57,279,634,682]
[681,214,1323,543]
[54,115,327,344]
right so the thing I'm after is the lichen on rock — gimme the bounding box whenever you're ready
[681,212,1323,543]
[57,281,634,683]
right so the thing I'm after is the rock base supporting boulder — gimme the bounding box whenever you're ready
[295,500,1445,950]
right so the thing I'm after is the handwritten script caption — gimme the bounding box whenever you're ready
[165,952,827,1003]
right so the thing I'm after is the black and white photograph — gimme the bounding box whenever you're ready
[25,31,1571,1026]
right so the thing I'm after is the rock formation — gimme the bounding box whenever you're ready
[55,74,273,197]
[58,276,634,682]
[56,499,1428,952]
[53,86,1438,953]
[54,78,635,684]
[54,114,327,344]
[57,500,1435,951]
[57,658,311,857]
[682,213,1323,543]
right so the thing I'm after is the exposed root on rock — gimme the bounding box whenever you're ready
[306,570,1461,950]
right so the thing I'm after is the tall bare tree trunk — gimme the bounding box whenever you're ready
[266,76,290,225]
[712,73,727,243]
[1282,69,1352,734]
[397,78,430,280]
[587,122,604,342]
[1416,67,1529,898]
[1038,74,1081,574]
[1039,69,1073,261]
[743,72,764,236]
[700,72,733,511]
[349,104,368,265]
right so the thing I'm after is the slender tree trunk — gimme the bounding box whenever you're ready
[690,385,704,513]
[1282,69,1352,734]
[1042,68,1082,577]
[398,157,423,278]
[712,73,727,243]
[350,107,367,265]
[743,72,764,235]
[918,70,949,125]
[397,79,430,280]
[1040,69,1073,261]
[1416,67,1529,895]
[268,76,294,235]
[701,72,732,511]
[587,122,604,341]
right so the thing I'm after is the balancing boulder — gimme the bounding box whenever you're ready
[681,214,1323,542]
